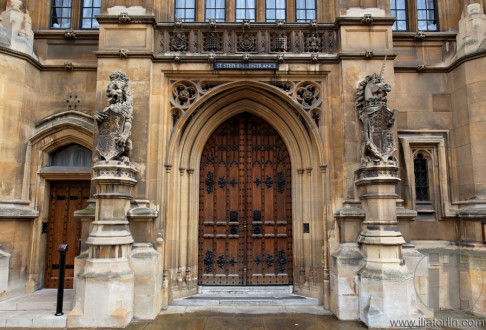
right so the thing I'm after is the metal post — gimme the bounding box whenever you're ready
[55,244,68,316]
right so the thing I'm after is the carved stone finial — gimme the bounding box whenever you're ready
[208,18,216,29]
[310,53,318,62]
[276,19,284,28]
[175,18,182,28]
[277,53,284,62]
[243,53,250,62]
[356,73,398,163]
[365,50,373,59]
[361,14,373,25]
[174,54,181,62]
[93,70,133,163]
[64,29,76,39]
[118,12,131,23]
[208,53,215,63]
[309,19,317,29]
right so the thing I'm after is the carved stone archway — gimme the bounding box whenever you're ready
[164,82,328,303]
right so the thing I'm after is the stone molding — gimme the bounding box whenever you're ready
[0,199,38,219]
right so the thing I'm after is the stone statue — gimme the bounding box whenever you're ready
[94,70,133,162]
[0,0,36,58]
[355,60,398,163]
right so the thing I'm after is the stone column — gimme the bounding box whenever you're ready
[68,161,137,328]
[354,71,422,327]
[356,160,421,327]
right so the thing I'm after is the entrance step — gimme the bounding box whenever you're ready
[173,286,319,306]
[198,285,293,295]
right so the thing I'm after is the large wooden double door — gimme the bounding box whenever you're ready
[198,113,293,285]
[45,181,90,288]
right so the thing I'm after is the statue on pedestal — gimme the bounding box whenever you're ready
[94,70,133,162]
[355,60,398,163]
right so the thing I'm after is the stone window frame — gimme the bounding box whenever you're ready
[399,131,453,220]
[391,0,439,32]
[49,0,101,30]
[265,0,286,22]
[295,0,316,23]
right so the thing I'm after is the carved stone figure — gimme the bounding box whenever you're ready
[0,1,36,58]
[355,64,398,163]
[94,71,133,162]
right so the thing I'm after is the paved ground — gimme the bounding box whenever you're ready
[1,290,485,329]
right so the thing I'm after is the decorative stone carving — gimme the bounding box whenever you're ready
[64,29,76,39]
[304,33,323,53]
[270,32,289,52]
[0,0,36,58]
[66,94,80,110]
[203,32,223,52]
[169,32,188,52]
[94,71,133,162]
[118,12,131,23]
[295,82,321,109]
[236,32,257,53]
[355,62,398,163]
[171,81,197,108]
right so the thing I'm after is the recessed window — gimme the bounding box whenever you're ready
[50,0,100,29]
[266,0,286,22]
[414,153,430,201]
[391,0,439,32]
[295,0,316,23]
[175,0,196,22]
[236,0,256,22]
[390,0,407,31]
[50,0,73,29]
[50,144,92,168]
[81,0,101,29]
[417,0,438,31]
[205,0,225,22]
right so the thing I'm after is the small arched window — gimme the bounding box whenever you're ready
[414,153,429,201]
[49,144,92,168]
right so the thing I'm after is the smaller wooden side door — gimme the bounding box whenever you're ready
[44,181,90,288]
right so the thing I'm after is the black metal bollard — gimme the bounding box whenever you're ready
[55,244,68,316]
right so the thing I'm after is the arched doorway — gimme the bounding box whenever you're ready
[198,113,293,286]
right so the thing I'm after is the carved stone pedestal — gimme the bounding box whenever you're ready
[356,161,422,327]
[68,161,137,328]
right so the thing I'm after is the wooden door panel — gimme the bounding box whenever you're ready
[45,181,90,289]
[199,113,292,286]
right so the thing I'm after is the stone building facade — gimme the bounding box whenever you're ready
[0,0,485,327]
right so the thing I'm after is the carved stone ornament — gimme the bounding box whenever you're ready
[295,82,321,109]
[172,81,197,108]
[355,62,398,163]
[236,32,257,53]
[169,32,188,52]
[94,70,133,162]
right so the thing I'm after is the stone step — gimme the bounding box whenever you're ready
[0,311,67,328]
[173,294,319,306]
[0,289,73,311]
[198,285,294,295]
